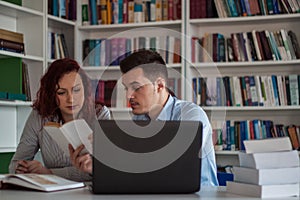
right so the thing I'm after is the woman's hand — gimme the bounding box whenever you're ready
[15,160,52,174]
[69,144,92,174]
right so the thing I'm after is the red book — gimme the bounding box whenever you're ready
[168,0,174,20]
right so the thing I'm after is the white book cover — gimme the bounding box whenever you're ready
[239,150,299,169]
[44,119,93,155]
[226,181,300,198]
[251,30,262,61]
[233,166,300,185]
[254,75,264,106]
[0,174,84,192]
[243,137,292,153]
[277,75,286,106]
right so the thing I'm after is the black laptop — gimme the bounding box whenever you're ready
[91,120,202,194]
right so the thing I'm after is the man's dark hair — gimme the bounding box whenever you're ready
[119,49,168,82]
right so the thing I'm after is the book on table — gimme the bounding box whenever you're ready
[243,136,292,153]
[226,181,300,198]
[238,150,300,169]
[227,137,300,198]
[0,174,84,192]
[232,166,300,185]
[43,119,93,155]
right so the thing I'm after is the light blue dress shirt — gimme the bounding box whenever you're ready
[133,95,219,186]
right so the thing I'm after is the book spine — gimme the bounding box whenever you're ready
[0,39,24,53]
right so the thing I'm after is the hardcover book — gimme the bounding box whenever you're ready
[0,174,84,192]
[233,166,300,185]
[238,150,299,169]
[226,181,299,198]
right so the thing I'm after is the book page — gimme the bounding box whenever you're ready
[61,119,93,154]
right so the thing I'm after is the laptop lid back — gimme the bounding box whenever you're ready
[92,120,202,194]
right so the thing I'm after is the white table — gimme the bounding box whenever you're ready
[0,186,299,200]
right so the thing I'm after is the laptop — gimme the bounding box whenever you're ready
[91,120,202,194]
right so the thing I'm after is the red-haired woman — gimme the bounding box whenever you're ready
[9,58,110,181]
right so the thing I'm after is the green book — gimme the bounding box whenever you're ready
[2,0,22,6]
[0,57,23,94]
[0,152,14,173]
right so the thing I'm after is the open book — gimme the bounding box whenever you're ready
[44,119,93,155]
[0,174,84,192]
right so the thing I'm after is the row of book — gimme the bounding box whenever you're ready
[82,0,181,26]
[227,137,300,198]
[192,74,300,107]
[0,29,25,54]
[48,32,69,60]
[190,0,300,19]
[191,29,300,63]
[48,0,77,20]
[212,119,300,151]
[82,36,181,66]
[91,77,181,107]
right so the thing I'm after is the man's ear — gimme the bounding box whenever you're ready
[155,77,166,92]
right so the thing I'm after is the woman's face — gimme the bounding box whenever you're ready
[56,71,85,122]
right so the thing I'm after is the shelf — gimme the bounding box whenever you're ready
[47,15,76,26]
[202,106,300,111]
[215,150,239,155]
[0,50,44,62]
[83,63,182,71]
[191,60,300,68]
[78,20,182,31]
[189,13,300,25]
[0,147,16,153]
[0,100,32,107]
[0,1,43,18]
[215,150,300,156]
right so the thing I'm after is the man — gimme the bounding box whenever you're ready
[70,49,218,186]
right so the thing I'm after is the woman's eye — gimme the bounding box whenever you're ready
[57,91,66,95]
[73,88,81,93]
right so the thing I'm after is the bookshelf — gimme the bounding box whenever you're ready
[186,1,300,167]
[75,0,184,117]
[0,0,76,172]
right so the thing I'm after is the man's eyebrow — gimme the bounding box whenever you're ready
[129,81,141,85]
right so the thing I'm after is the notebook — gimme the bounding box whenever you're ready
[91,120,202,194]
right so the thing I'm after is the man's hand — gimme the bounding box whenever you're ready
[69,144,92,174]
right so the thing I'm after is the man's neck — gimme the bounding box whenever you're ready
[148,92,170,120]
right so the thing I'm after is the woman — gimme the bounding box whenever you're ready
[9,58,110,181]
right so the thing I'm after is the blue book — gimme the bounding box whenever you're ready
[88,39,96,66]
[89,0,98,25]
[239,121,246,150]
[239,0,247,16]
[272,0,279,14]
[227,0,239,17]
[94,39,101,66]
[118,0,123,23]
[53,0,59,16]
[271,75,279,106]
[59,0,66,18]
[252,119,261,139]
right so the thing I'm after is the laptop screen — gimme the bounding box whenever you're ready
[92,120,202,194]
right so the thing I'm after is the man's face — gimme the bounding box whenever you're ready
[122,68,158,115]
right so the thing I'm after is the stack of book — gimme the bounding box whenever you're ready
[0,29,24,54]
[226,137,300,198]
